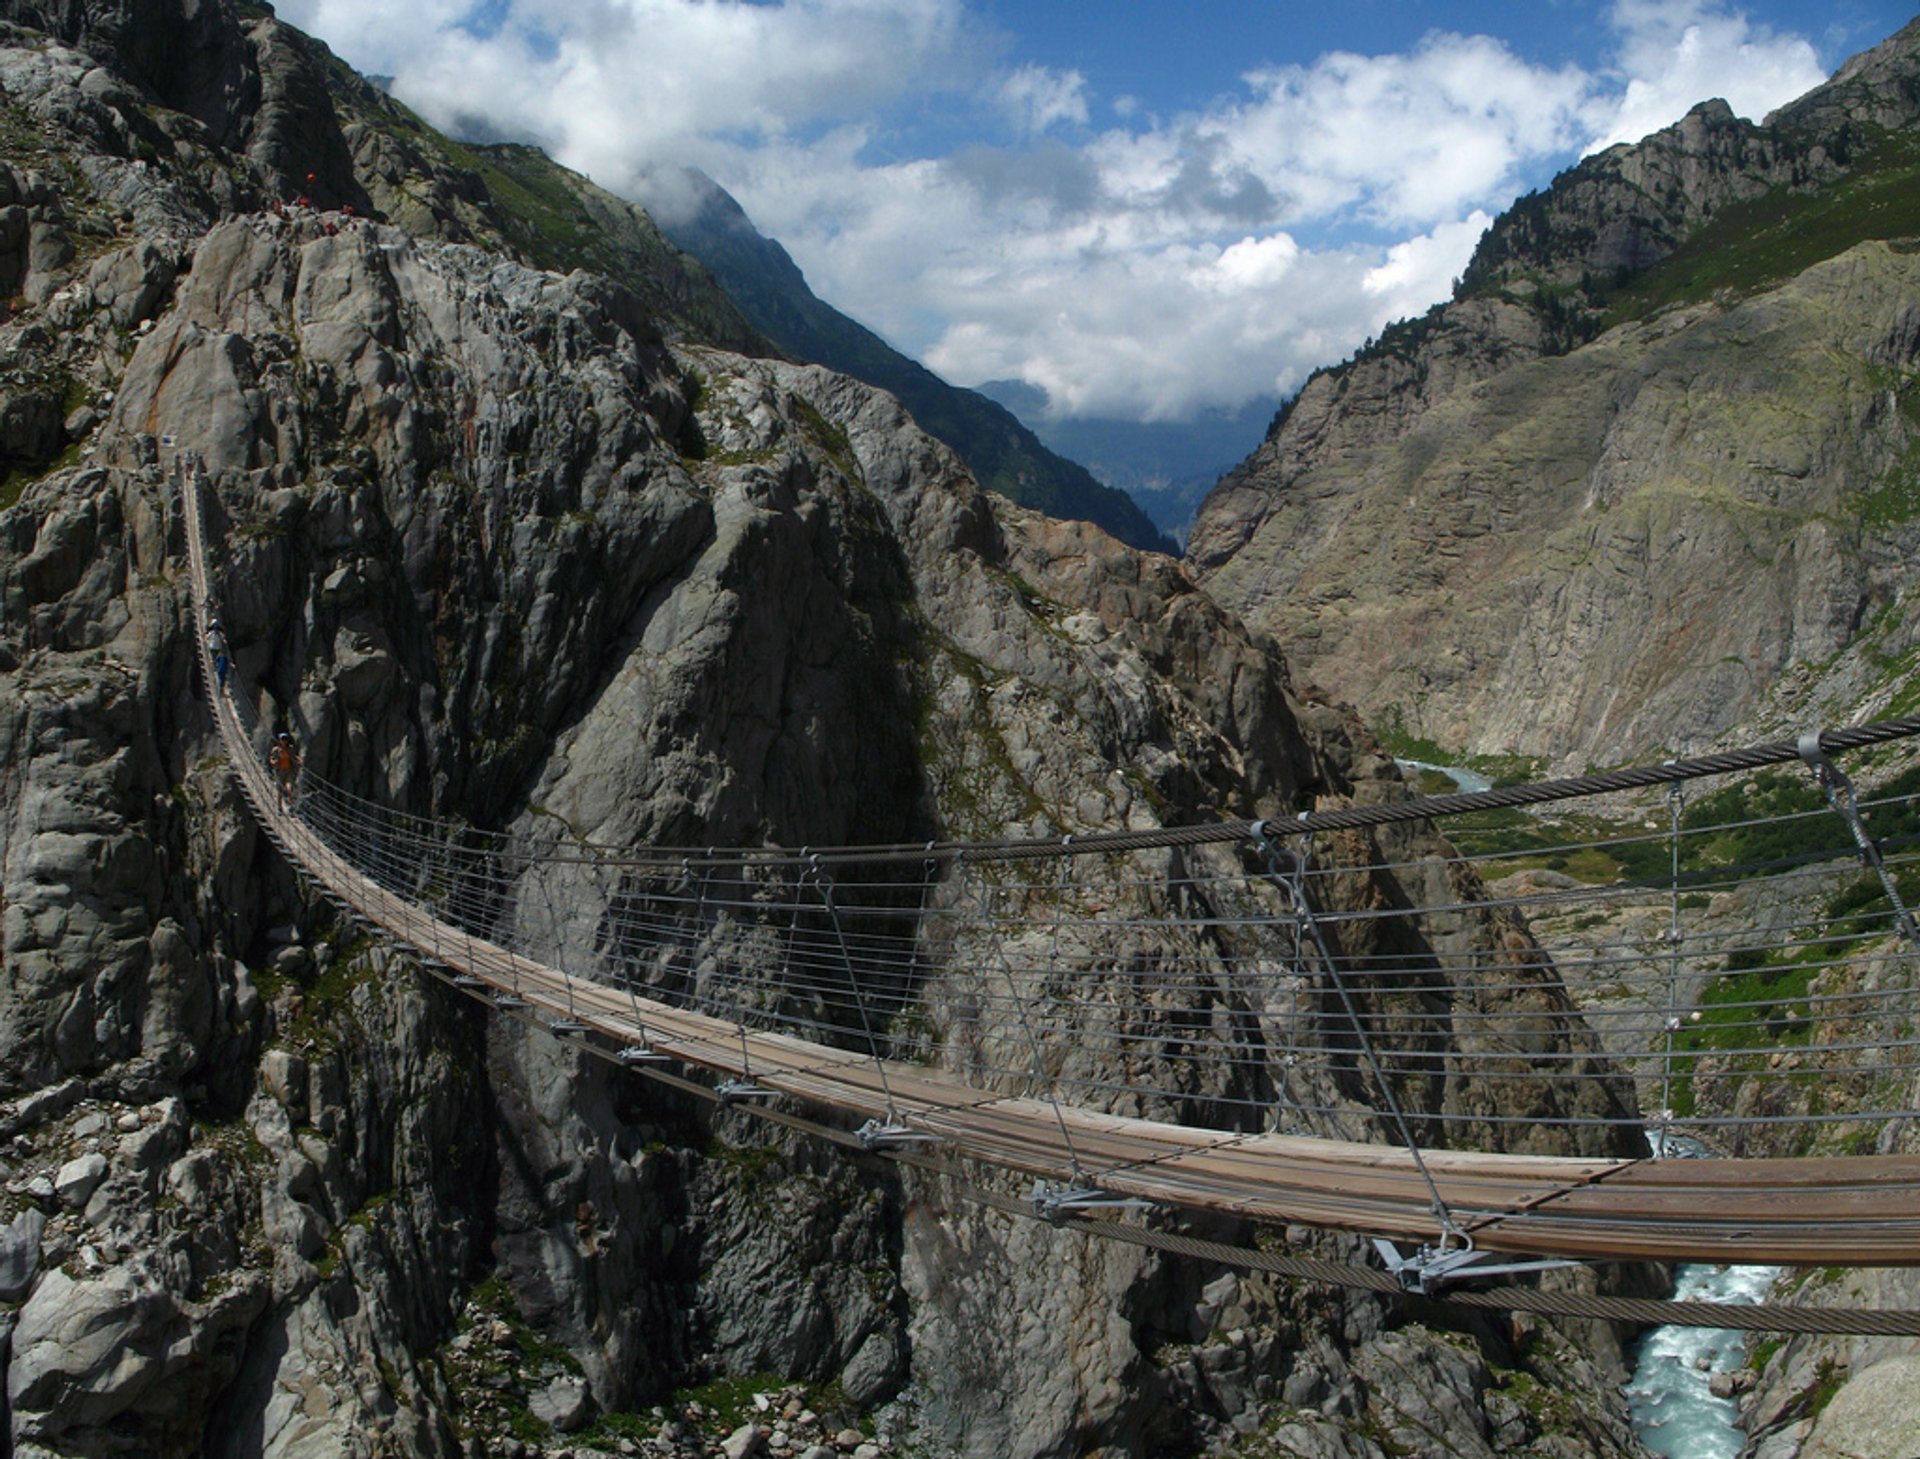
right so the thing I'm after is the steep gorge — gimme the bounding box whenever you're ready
[0,3,1656,1456]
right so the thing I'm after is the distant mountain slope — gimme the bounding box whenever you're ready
[643,168,1176,554]
[975,381,1278,544]
[1188,18,1920,768]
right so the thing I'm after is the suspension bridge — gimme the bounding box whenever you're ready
[180,460,1920,1328]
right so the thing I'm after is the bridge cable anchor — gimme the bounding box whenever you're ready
[715,1078,774,1106]
[1798,730,1920,947]
[1370,1238,1585,1297]
[854,1119,941,1151]
[1029,1180,1156,1225]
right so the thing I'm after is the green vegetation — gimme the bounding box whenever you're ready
[1859,458,1920,530]
[792,397,860,482]
[314,1186,401,1281]
[1600,129,1920,326]
[464,1272,584,1377]
[1442,804,1673,883]
[1802,1358,1847,1420]
[704,1135,787,1179]
[914,640,1053,841]
[1664,785,1920,1119]
[1368,713,1545,789]
[671,1373,788,1431]
[1447,765,1920,889]
[578,1373,868,1450]
[253,928,381,1048]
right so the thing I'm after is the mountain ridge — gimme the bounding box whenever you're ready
[641,164,1177,553]
[1188,17,1920,768]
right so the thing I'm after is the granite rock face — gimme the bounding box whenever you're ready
[1192,243,1920,764]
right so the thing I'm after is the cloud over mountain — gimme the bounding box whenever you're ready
[279,0,1838,421]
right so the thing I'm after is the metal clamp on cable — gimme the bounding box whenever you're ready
[855,1119,940,1151]
[1030,1180,1155,1225]
[1797,730,1831,778]
[1798,728,1920,946]
[1372,1238,1583,1296]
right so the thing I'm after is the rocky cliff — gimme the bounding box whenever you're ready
[1188,19,1920,768]
[0,3,1653,1456]
[641,165,1176,555]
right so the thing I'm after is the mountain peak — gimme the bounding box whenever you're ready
[1189,14,1920,765]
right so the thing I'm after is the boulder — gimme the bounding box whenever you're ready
[529,1373,589,1433]
[0,1206,47,1300]
[54,1152,109,1209]
[1801,1354,1920,1458]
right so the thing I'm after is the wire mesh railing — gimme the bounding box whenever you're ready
[181,457,1920,1164]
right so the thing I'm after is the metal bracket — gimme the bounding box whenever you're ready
[1030,1180,1156,1224]
[854,1119,941,1151]
[617,1044,671,1065]
[1798,730,1920,946]
[1371,1238,1585,1296]
[547,1019,588,1036]
[492,993,530,1011]
[715,1078,773,1105]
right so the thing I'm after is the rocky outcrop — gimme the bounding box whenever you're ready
[1190,19,1920,767]
[1192,241,1920,764]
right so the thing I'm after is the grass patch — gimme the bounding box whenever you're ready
[1442,805,1672,883]
[1666,845,1920,1117]
[1369,712,1545,789]
[1859,457,1920,530]
[464,1271,583,1376]
[1598,128,1920,327]
[1447,765,1920,890]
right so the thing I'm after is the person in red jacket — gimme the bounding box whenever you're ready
[268,731,302,811]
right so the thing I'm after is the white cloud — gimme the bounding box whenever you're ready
[1587,0,1827,148]
[1222,36,1595,229]
[1364,212,1495,311]
[741,30,1597,418]
[997,64,1089,135]
[277,0,1844,423]
[280,0,976,180]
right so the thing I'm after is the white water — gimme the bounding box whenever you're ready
[1394,758,1494,793]
[1625,1262,1779,1458]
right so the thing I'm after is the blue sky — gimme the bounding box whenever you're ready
[278,0,1916,423]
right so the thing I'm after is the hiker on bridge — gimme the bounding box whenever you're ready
[269,731,301,811]
[206,617,229,691]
